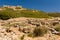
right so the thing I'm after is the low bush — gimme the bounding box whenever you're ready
[28,26,48,37]
[0,14,10,20]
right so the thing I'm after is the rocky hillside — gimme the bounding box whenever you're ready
[0,17,60,40]
[0,5,60,40]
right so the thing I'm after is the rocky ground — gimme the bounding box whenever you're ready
[0,17,60,40]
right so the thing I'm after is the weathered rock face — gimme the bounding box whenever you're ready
[0,17,60,40]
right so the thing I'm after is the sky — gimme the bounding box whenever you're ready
[0,0,60,12]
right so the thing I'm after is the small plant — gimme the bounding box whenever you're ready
[28,33,34,37]
[20,35,25,40]
[33,27,43,37]
[28,26,48,37]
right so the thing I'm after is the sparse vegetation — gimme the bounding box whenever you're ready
[0,6,60,20]
[48,13,60,17]
[0,8,50,20]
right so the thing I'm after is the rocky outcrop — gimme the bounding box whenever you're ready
[0,17,60,40]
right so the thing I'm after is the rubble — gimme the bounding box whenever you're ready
[0,17,60,40]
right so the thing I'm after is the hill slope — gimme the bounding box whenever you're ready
[0,7,50,20]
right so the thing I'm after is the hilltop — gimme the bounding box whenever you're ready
[0,5,50,20]
[0,5,60,20]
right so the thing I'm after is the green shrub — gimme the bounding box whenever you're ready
[0,14,10,20]
[33,27,47,37]
[28,26,48,37]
